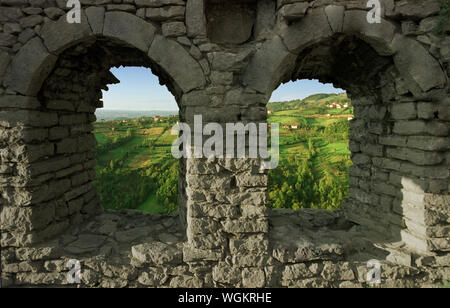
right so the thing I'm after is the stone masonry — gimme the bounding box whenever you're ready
[0,0,449,288]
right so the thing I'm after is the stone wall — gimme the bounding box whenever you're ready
[0,0,449,288]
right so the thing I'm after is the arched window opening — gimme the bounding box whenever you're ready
[94,67,180,213]
[268,80,353,211]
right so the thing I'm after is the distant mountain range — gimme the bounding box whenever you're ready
[95,109,178,121]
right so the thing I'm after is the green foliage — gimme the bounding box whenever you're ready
[437,0,450,35]
[93,116,179,213]
[96,132,134,156]
[96,158,178,212]
[324,120,349,135]
[148,159,179,213]
[303,93,334,101]
[321,120,349,144]
[94,100,353,214]
[96,168,156,211]
[267,99,305,112]
[269,139,350,211]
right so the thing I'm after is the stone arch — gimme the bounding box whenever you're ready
[243,7,449,255]
[3,10,206,98]
[244,8,447,96]
[1,0,448,288]
[1,10,209,249]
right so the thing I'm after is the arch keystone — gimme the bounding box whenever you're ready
[86,6,105,35]
[324,5,345,33]
[342,10,396,56]
[103,11,156,53]
[279,8,333,54]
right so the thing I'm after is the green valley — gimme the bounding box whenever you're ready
[94,93,353,213]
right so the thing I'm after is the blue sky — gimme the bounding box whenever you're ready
[101,67,343,110]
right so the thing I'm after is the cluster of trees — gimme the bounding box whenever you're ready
[322,120,349,143]
[96,129,134,156]
[96,158,179,212]
[144,159,178,212]
[96,168,154,211]
[269,139,350,211]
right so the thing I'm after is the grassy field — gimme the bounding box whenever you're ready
[94,93,353,212]
[137,194,167,213]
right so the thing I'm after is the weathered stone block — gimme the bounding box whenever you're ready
[40,12,93,54]
[235,173,268,187]
[212,264,241,285]
[222,218,269,234]
[325,5,345,33]
[186,0,206,38]
[104,11,156,53]
[3,37,57,96]
[49,127,69,140]
[162,21,186,37]
[135,0,185,7]
[138,268,168,286]
[0,7,24,22]
[243,35,296,93]
[149,35,205,93]
[230,234,268,255]
[406,136,448,151]
[169,275,203,288]
[146,6,185,21]
[131,242,182,265]
[391,102,417,120]
[279,2,309,22]
[0,95,40,109]
[187,216,220,234]
[392,0,441,19]
[280,8,333,53]
[392,34,446,93]
[242,268,265,288]
[282,263,316,281]
[1,204,55,232]
[182,245,223,262]
[0,109,58,128]
[86,6,105,35]
[321,262,355,281]
[0,51,11,84]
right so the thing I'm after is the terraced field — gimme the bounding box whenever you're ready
[94,93,354,212]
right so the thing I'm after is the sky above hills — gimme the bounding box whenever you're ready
[101,67,343,111]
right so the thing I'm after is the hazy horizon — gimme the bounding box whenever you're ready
[101,67,344,111]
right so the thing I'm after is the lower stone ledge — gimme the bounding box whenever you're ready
[1,209,448,288]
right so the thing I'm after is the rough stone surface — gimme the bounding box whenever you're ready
[3,37,57,95]
[148,35,206,93]
[1,0,448,289]
[103,11,156,53]
[186,0,206,38]
[40,12,93,54]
